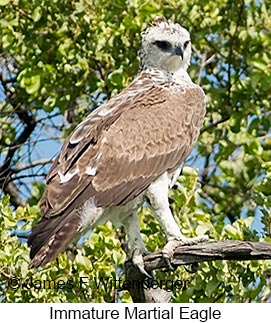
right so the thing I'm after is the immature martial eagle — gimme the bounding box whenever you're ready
[28,17,208,272]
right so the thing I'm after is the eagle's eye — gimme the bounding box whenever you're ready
[183,40,190,49]
[153,40,171,51]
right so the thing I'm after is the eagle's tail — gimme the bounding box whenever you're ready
[27,210,81,268]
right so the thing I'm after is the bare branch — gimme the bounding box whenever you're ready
[200,115,230,134]
[37,111,63,123]
[3,182,26,207]
[196,52,216,86]
[0,110,37,189]
[10,173,47,181]
[13,159,53,173]
[143,240,271,271]
[125,240,271,303]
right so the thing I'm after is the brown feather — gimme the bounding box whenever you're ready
[28,209,81,268]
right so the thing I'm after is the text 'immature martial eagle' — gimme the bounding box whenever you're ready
[28,17,208,273]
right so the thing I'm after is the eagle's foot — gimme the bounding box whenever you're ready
[132,249,153,278]
[162,235,209,271]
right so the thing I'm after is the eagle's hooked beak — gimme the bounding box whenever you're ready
[174,43,184,59]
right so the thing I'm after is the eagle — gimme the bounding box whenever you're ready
[28,16,208,273]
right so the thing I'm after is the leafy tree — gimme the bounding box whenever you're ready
[0,0,271,302]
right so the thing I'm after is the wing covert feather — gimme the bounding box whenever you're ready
[40,83,205,217]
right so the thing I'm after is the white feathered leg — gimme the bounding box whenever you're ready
[122,212,151,277]
[147,172,208,268]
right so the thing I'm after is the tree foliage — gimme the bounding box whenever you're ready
[0,0,271,302]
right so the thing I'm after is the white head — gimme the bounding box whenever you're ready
[139,17,192,73]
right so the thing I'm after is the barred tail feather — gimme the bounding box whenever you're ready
[28,211,81,268]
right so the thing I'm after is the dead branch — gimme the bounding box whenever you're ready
[124,240,271,303]
[200,115,230,134]
[13,159,53,173]
[4,182,26,207]
[0,108,37,206]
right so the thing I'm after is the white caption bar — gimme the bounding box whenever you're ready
[1,303,268,322]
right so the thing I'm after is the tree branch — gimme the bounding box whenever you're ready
[0,111,36,176]
[125,240,271,303]
[3,182,26,207]
[12,159,53,173]
[200,115,230,134]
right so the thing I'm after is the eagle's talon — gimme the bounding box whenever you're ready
[162,235,209,271]
[132,249,152,278]
[163,257,177,271]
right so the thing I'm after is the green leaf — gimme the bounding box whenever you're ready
[224,224,242,239]
[206,277,221,297]
[19,70,41,95]
[32,6,42,22]
[0,0,10,6]
[108,67,124,87]
[26,75,41,94]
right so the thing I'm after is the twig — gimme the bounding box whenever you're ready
[10,173,47,181]
[13,159,53,173]
[200,115,230,134]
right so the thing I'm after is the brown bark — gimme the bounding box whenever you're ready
[124,240,271,303]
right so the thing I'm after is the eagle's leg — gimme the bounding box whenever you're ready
[122,212,151,277]
[147,173,208,270]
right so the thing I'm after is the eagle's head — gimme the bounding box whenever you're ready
[139,16,192,73]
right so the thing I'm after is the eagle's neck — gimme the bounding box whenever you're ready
[141,67,194,87]
[169,69,194,86]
